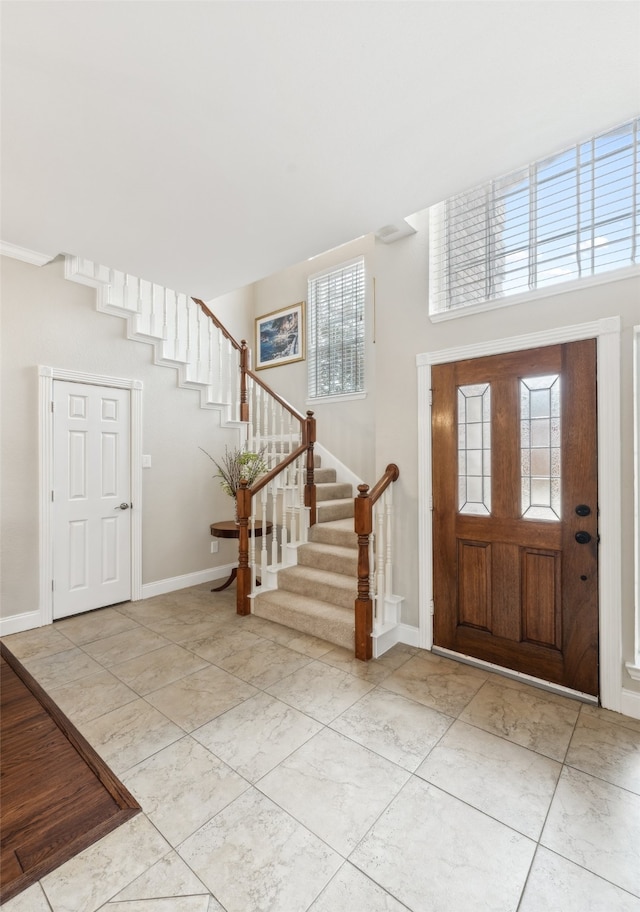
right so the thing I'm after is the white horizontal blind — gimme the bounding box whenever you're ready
[430,118,639,314]
[308,258,365,398]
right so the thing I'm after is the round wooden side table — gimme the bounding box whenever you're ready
[209,520,273,591]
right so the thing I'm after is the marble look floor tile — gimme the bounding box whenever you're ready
[309,863,409,911]
[80,698,183,775]
[580,703,640,734]
[100,898,212,912]
[112,850,208,900]
[352,776,535,912]
[83,627,171,667]
[331,688,453,770]
[21,646,104,690]
[193,691,322,781]
[459,678,580,761]
[253,621,335,658]
[54,607,139,645]
[123,736,247,845]
[566,713,640,794]
[319,643,415,684]
[117,596,196,623]
[144,612,227,645]
[541,766,640,896]
[265,660,374,724]
[2,625,73,661]
[416,719,561,839]
[110,643,209,695]
[519,846,640,912]
[49,669,138,725]
[258,728,409,855]
[214,638,311,688]
[178,788,341,912]
[381,651,488,716]
[182,628,265,664]
[145,664,257,731]
[41,814,170,912]
[1,882,52,912]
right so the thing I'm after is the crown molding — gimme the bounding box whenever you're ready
[0,241,56,266]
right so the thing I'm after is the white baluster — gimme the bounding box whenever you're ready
[376,503,385,621]
[260,486,269,579]
[385,487,393,599]
[270,480,279,566]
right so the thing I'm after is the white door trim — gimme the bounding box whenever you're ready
[39,366,143,626]
[417,316,623,712]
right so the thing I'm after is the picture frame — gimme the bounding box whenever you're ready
[255,302,305,370]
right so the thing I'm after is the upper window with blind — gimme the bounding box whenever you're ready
[307,258,365,399]
[429,118,640,316]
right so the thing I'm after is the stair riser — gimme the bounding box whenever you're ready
[297,550,357,576]
[317,501,354,522]
[309,525,357,549]
[316,483,353,502]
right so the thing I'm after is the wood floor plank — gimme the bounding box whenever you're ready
[0,641,140,904]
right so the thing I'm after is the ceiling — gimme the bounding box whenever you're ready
[2,1,639,298]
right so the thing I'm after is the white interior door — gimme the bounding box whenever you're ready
[53,380,132,619]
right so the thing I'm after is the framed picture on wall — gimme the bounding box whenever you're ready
[255,302,305,370]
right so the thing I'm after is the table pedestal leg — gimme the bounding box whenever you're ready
[211,567,237,592]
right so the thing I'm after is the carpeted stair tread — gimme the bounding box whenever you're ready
[277,564,356,610]
[309,517,357,548]
[316,498,354,522]
[316,482,353,502]
[313,467,337,484]
[252,589,354,650]
[297,541,358,575]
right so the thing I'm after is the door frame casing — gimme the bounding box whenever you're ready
[417,316,622,711]
[39,366,143,626]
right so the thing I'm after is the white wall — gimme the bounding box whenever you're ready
[0,256,244,623]
[251,235,377,482]
[243,209,640,702]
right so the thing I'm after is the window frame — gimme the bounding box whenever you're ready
[429,119,640,323]
[306,256,366,401]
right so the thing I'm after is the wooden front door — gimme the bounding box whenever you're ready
[432,340,599,695]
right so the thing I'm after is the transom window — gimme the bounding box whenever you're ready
[307,258,365,399]
[430,118,639,315]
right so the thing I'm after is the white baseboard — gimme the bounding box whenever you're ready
[398,623,420,647]
[141,564,235,599]
[0,609,44,637]
[620,687,640,721]
[373,622,420,657]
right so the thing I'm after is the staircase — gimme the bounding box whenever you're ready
[63,255,403,659]
[252,461,358,650]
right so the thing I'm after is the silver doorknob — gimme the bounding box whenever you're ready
[116,502,130,510]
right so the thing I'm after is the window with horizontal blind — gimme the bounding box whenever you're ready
[307,258,365,399]
[429,118,640,315]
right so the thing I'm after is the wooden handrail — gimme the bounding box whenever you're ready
[251,442,308,496]
[192,298,319,618]
[366,463,400,506]
[192,298,243,351]
[353,464,400,661]
[245,365,307,425]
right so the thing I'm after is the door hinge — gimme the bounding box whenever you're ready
[429,495,434,511]
[51,580,54,591]
[51,490,54,502]
[51,401,54,412]
[430,598,435,616]
[428,389,433,406]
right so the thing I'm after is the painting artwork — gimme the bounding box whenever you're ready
[255,302,305,369]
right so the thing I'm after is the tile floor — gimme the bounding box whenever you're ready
[3,584,640,912]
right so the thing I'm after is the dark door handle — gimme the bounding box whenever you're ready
[575,531,592,544]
